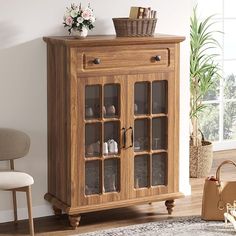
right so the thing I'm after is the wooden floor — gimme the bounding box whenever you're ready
[0,149,236,236]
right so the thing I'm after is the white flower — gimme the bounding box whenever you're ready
[90,16,96,23]
[70,10,78,18]
[82,8,93,20]
[77,17,83,24]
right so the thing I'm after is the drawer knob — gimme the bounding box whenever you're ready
[93,58,101,64]
[154,55,161,61]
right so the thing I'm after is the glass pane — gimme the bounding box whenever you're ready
[152,117,167,150]
[85,85,101,119]
[224,0,236,18]
[104,121,120,155]
[85,123,101,157]
[203,74,220,101]
[224,20,236,59]
[85,161,100,195]
[224,61,236,99]
[134,119,150,152]
[199,103,219,141]
[152,153,167,186]
[134,155,149,188]
[152,81,168,114]
[104,84,120,118]
[134,82,150,115]
[224,101,236,140]
[104,159,119,192]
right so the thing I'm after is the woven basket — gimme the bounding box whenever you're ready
[189,140,213,178]
[112,18,157,37]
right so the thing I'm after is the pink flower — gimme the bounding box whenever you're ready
[82,8,93,20]
[65,16,73,26]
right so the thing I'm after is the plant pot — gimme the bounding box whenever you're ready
[72,27,88,38]
[189,140,213,178]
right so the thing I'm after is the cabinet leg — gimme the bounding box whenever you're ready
[52,205,62,218]
[165,200,175,215]
[69,214,81,229]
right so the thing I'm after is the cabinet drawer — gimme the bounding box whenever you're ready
[83,48,171,71]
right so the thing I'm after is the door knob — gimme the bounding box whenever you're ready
[93,58,101,64]
[154,55,161,61]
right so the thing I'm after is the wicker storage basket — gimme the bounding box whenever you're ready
[189,140,213,178]
[112,18,157,37]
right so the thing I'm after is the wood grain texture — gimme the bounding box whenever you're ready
[43,34,185,47]
[83,48,169,70]
[75,44,175,77]
[44,35,184,226]
[46,43,70,206]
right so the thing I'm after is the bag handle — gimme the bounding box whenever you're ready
[216,160,236,182]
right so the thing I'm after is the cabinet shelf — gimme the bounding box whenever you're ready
[85,155,121,161]
[85,117,120,123]
[134,113,168,119]
[103,154,120,159]
[133,150,168,155]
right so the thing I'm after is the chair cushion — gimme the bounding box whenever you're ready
[0,171,34,190]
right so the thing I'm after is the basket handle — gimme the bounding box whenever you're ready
[216,160,236,182]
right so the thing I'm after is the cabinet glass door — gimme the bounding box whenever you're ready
[84,83,122,197]
[133,80,168,191]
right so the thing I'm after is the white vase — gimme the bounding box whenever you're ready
[73,27,88,38]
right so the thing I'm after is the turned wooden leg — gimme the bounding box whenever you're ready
[53,205,62,218]
[165,200,175,215]
[69,214,81,229]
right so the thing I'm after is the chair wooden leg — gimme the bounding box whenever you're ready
[10,160,18,224]
[12,190,18,223]
[26,186,34,236]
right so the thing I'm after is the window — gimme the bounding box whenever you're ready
[194,0,236,150]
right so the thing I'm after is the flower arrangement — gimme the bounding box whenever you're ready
[63,3,95,34]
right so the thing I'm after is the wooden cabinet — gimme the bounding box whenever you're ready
[43,34,185,228]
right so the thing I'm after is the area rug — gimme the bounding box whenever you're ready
[76,216,236,236]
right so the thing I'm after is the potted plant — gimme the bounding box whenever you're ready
[189,6,221,177]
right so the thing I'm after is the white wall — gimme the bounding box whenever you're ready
[0,0,191,222]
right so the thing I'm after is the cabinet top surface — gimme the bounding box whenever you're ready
[43,34,185,47]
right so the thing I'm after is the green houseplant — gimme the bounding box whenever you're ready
[190,6,221,177]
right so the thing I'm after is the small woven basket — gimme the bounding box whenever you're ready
[112,18,157,37]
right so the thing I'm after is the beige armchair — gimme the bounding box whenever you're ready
[0,128,34,236]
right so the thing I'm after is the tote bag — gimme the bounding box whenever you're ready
[201,160,236,221]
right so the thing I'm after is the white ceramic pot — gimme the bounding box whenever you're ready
[73,27,88,38]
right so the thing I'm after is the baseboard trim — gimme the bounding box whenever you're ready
[0,204,53,223]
